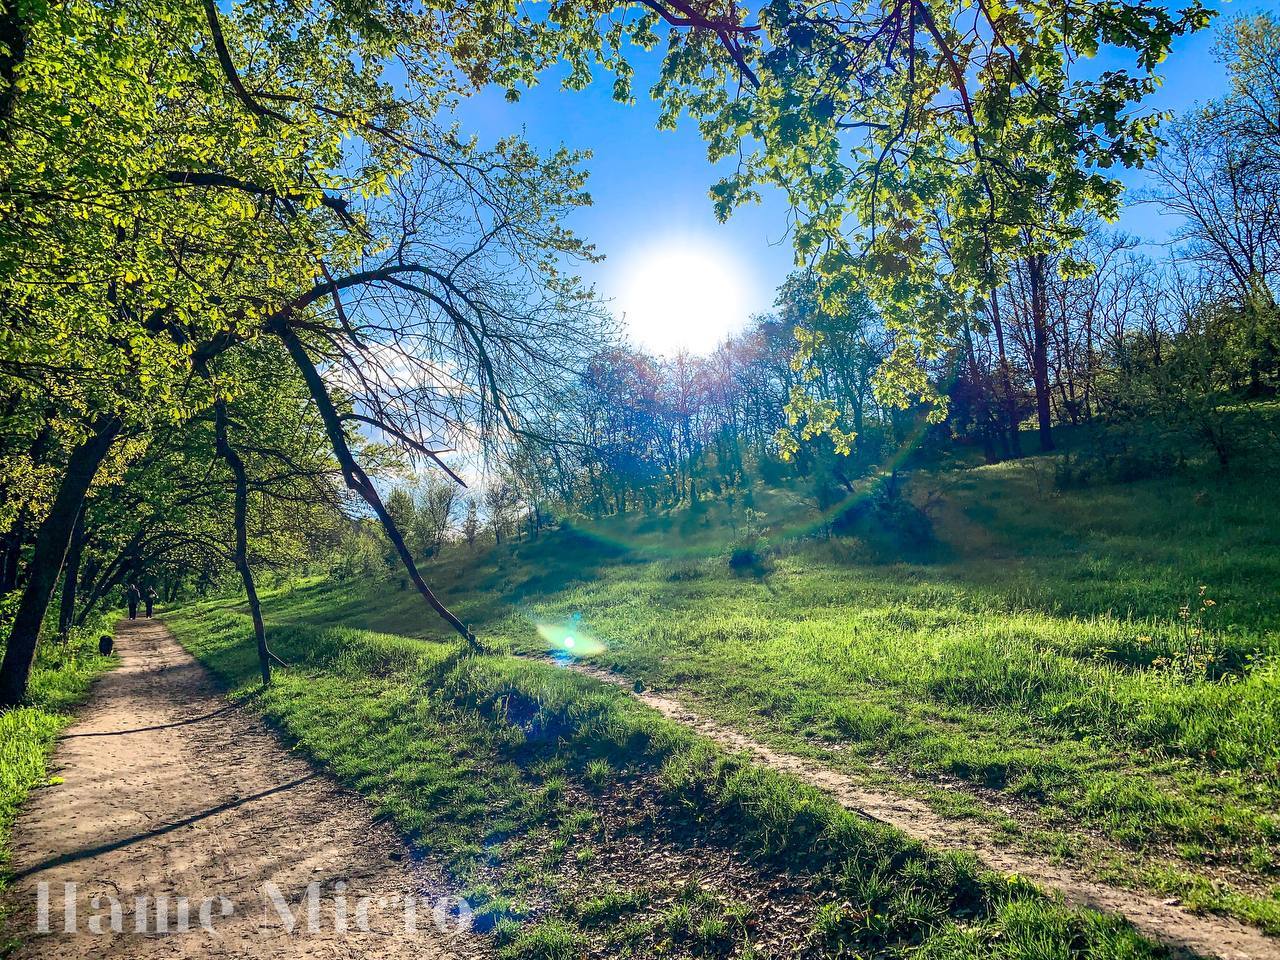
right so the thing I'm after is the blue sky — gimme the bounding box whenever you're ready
[458,1,1278,354]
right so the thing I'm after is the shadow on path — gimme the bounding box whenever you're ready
[61,704,237,738]
[11,774,319,881]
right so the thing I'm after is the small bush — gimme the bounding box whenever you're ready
[728,508,771,574]
[728,543,766,573]
[831,474,934,548]
[1053,440,1179,490]
[664,559,705,582]
[553,520,627,557]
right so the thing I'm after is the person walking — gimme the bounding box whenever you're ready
[145,587,157,618]
[126,583,141,620]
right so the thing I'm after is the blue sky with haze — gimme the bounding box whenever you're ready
[458,1,1279,354]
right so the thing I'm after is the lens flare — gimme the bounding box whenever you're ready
[535,620,604,659]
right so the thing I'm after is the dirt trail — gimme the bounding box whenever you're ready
[554,658,1278,960]
[3,619,476,959]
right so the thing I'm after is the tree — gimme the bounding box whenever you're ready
[0,417,120,704]
[484,481,517,547]
[625,0,1212,438]
[462,497,480,550]
[0,0,375,702]
[39,344,347,686]
[385,487,418,567]
[1152,114,1279,310]
[1150,22,1280,396]
[775,271,885,463]
[201,344,343,684]
[1216,13,1280,173]
[415,479,460,559]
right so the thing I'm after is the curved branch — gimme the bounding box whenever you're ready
[274,319,481,652]
[202,0,290,124]
[162,171,352,220]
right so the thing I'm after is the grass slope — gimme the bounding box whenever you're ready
[167,603,1170,959]
[239,443,1280,929]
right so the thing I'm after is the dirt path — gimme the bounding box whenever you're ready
[554,658,1278,960]
[3,619,476,959]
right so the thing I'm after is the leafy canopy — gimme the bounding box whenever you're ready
[473,0,1211,440]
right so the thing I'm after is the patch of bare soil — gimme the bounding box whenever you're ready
[2,619,478,959]
[552,776,820,958]
[554,658,1280,960]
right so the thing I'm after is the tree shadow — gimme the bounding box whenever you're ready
[61,704,237,738]
[11,773,319,881]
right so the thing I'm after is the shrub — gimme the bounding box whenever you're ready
[831,474,934,548]
[728,507,771,574]
[1052,433,1180,490]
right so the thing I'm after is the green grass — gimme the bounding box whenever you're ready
[233,440,1280,930]
[0,617,116,953]
[166,603,1174,958]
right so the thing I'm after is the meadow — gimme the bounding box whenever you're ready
[4,3,1278,956]
[166,430,1280,944]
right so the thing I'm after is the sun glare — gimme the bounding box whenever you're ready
[615,239,751,356]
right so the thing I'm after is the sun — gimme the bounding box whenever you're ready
[615,238,751,355]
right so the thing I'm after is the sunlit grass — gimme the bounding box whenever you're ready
[240,445,1280,918]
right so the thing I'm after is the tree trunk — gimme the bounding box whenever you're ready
[0,511,23,593]
[1027,255,1055,452]
[275,322,480,651]
[0,416,121,707]
[962,317,998,464]
[214,397,272,686]
[988,290,1023,458]
[57,506,85,637]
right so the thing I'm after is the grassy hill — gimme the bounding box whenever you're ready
[167,435,1280,951]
